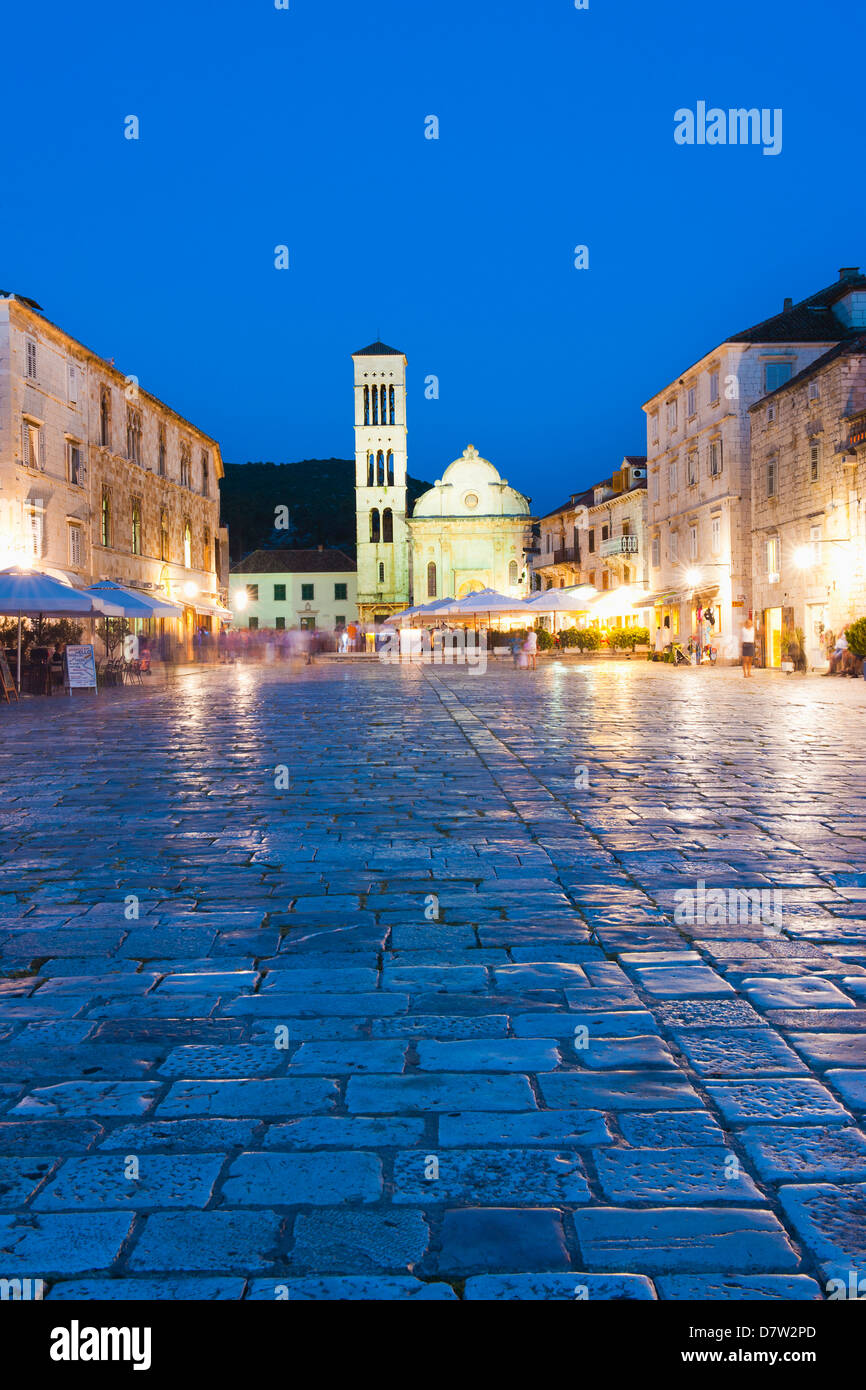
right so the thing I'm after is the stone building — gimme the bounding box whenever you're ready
[531,458,648,595]
[642,268,866,659]
[408,445,533,602]
[0,292,228,643]
[229,548,357,631]
[533,490,589,589]
[353,342,410,623]
[749,334,866,670]
[353,341,533,618]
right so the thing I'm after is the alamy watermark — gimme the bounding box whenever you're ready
[673,879,784,934]
[378,629,487,673]
[674,103,782,157]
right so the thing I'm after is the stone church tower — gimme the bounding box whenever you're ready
[352,341,410,621]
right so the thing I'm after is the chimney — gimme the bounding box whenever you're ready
[840,266,860,281]
[783,297,792,311]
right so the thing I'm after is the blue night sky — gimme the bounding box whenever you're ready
[3,0,864,515]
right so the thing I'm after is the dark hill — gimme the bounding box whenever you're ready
[220,459,432,563]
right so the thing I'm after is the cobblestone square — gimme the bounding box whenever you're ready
[1,658,865,1301]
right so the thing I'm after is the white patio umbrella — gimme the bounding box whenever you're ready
[525,585,598,612]
[524,585,599,635]
[0,567,124,692]
[82,580,184,619]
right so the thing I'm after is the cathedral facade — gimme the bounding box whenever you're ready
[353,341,534,621]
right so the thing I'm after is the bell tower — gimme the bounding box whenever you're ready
[353,341,410,621]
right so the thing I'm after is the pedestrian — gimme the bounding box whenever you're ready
[742,611,756,678]
[654,617,670,660]
[523,627,538,671]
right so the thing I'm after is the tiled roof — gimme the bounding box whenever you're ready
[726,270,866,344]
[231,548,356,574]
[352,340,404,357]
[541,487,594,520]
[748,332,866,410]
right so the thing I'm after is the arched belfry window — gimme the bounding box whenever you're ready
[363,386,370,425]
[508,559,519,585]
[427,561,437,597]
[387,451,394,485]
[372,387,379,425]
[382,508,393,543]
[377,451,385,486]
[370,508,380,543]
[380,385,387,424]
[367,454,375,486]
[389,386,395,424]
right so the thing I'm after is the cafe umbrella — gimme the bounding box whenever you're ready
[0,567,124,692]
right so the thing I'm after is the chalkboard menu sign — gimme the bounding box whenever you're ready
[0,651,18,702]
[64,644,97,692]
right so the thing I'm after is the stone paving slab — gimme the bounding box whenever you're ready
[3,660,866,1299]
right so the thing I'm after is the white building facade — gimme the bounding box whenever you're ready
[353,342,410,622]
[409,446,533,602]
[642,269,866,659]
[229,549,357,631]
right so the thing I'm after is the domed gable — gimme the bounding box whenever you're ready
[412,445,530,518]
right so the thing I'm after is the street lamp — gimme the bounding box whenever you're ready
[233,589,248,612]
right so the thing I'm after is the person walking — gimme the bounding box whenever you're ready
[742,611,756,678]
[524,627,538,671]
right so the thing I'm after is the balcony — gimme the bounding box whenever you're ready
[600,535,639,557]
[552,546,576,565]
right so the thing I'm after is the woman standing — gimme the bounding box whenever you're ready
[742,611,756,678]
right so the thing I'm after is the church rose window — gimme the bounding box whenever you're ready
[464,493,478,509]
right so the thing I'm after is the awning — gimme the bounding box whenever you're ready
[194,599,233,620]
